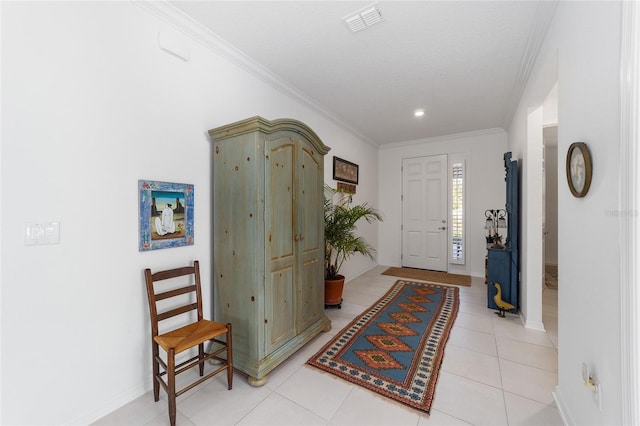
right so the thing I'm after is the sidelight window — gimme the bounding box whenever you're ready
[451,161,465,263]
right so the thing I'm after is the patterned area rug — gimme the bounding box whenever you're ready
[382,267,471,287]
[307,280,459,413]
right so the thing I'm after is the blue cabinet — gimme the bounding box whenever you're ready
[487,248,512,310]
[487,152,519,313]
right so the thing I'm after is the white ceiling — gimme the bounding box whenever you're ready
[170,1,556,146]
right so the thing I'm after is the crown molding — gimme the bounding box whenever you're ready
[502,1,558,129]
[132,0,377,146]
[379,127,506,150]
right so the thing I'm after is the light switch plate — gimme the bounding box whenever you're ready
[25,222,60,245]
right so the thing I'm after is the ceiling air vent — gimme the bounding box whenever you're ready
[343,5,382,33]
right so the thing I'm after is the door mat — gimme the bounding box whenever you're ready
[382,267,471,287]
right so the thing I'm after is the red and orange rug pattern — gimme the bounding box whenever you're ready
[307,280,459,414]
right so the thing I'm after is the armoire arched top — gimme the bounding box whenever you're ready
[208,116,331,156]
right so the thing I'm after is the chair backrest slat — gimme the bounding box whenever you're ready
[156,285,197,301]
[144,260,204,337]
[157,303,198,322]
[152,266,195,282]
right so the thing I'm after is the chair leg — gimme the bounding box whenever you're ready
[152,342,160,402]
[198,343,205,376]
[167,348,176,426]
[226,323,233,390]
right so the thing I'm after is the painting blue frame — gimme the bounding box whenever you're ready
[139,180,194,251]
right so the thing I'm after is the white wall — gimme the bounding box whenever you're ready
[377,130,507,277]
[543,83,559,127]
[0,2,378,424]
[325,141,381,281]
[508,2,622,424]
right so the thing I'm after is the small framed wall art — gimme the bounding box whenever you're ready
[139,180,194,251]
[333,156,359,185]
[337,182,356,194]
[566,142,592,198]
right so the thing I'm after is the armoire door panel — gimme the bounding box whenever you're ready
[296,143,323,331]
[266,142,295,260]
[298,257,321,331]
[266,266,295,353]
[299,146,321,254]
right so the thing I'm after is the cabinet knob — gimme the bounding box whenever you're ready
[294,234,300,241]
[439,226,447,230]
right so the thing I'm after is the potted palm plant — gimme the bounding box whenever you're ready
[324,186,383,308]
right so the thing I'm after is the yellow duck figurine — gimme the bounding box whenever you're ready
[493,282,515,317]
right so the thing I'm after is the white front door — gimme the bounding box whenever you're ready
[402,155,448,271]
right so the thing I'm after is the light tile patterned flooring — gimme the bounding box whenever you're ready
[94,266,561,426]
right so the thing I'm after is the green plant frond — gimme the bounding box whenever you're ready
[324,185,383,279]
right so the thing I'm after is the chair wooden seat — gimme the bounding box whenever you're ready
[154,319,229,354]
[144,261,232,426]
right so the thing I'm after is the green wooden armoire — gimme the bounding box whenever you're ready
[208,117,331,386]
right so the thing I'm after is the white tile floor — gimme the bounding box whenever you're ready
[94,266,562,426]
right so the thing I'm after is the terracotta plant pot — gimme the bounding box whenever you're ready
[324,275,345,308]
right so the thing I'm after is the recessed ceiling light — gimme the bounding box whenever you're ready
[414,109,425,117]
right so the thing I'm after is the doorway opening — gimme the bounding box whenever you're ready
[542,83,558,346]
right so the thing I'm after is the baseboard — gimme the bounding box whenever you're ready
[553,385,572,426]
[345,263,379,283]
[520,312,546,332]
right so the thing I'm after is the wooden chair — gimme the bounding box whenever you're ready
[144,260,232,426]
